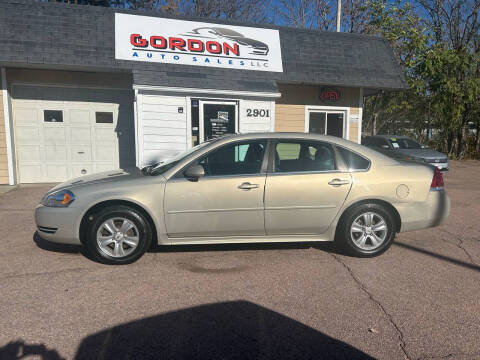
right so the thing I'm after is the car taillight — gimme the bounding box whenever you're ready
[430,167,444,191]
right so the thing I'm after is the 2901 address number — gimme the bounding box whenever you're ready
[246,109,270,117]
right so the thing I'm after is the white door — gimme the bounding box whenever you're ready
[12,85,134,183]
[307,110,346,138]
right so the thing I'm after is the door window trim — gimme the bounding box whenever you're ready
[304,105,349,139]
[172,138,270,179]
[334,144,371,172]
[267,139,342,175]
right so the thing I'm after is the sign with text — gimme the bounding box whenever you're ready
[115,13,283,72]
[320,88,341,102]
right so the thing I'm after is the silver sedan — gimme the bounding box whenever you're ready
[35,133,450,264]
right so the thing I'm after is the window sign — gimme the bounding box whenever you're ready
[320,88,341,102]
[115,13,283,72]
[210,111,230,138]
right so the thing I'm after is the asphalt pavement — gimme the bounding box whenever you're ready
[0,161,479,360]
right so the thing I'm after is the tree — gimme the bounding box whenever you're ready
[361,1,429,140]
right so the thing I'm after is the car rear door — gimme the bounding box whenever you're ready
[264,139,352,235]
[164,139,268,238]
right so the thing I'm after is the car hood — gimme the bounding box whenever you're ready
[394,148,447,160]
[47,168,144,194]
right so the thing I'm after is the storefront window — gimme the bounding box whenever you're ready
[308,111,344,138]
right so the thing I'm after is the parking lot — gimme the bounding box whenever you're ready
[0,161,479,360]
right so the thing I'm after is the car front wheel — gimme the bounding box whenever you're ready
[339,204,396,257]
[86,205,152,265]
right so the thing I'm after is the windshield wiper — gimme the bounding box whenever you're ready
[141,161,164,176]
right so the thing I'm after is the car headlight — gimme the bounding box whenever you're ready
[41,189,75,207]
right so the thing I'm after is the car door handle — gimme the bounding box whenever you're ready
[328,178,350,187]
[238,182,259,190]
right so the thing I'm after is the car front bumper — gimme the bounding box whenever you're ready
[396,190,450,232]
[35,204,82,245]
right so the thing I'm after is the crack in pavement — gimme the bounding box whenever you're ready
[437,228,478,266]
[329,253,411,360]
[417,351,480,359]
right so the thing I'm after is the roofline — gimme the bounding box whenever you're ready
[133,84,281,98]
[13,0,391,43]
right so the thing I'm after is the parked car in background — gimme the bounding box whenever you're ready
[35,133,450,264]
[363,135,449,172]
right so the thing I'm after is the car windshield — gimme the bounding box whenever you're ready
[388,137,422,150]
[147,141,211,176]
[212,28,244,37]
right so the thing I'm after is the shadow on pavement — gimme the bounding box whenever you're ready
[34,230,479,273]
[0,340,65,360]
[394,242,479,272]
[33,232,97,262]
[0,301,373,360]
[33,232,81,254]
[155,241,320,253]
[74,301,373,360]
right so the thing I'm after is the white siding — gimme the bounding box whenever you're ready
[239,100,275,133]
[137,93,187,166]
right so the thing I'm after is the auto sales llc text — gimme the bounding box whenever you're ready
[130,51,270,69]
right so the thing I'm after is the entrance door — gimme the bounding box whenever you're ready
[308,110,345,138]
[199,101,238,142]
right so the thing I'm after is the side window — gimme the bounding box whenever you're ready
[199,140,266,176]
[44,110,63,123]
[370,138,382,148]
[274,141,336,173]
[363,137,372,146]
[336,146,370,171]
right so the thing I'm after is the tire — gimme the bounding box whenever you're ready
[337,203,396,257]
[85,205,152,265]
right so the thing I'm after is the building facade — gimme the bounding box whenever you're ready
[0,0,406,184]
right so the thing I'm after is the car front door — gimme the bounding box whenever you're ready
[264,140,352,235]
[164,140,267,238]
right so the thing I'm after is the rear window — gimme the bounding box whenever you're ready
[389,137,421,149]
[274,141,336,173]
[337,147,370,170]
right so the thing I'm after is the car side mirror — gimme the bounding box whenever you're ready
[184,164,205,180]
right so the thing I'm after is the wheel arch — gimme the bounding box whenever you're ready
[79,199,158,247]
[335,199,402,236]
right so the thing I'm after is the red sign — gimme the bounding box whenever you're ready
[320,88,341,102]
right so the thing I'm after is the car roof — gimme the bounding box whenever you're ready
[365,134,410,140]
[207,132,399,162]
[160,132,399,179]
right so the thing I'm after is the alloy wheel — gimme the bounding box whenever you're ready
[350,212,388,251]
[96,217,140,258]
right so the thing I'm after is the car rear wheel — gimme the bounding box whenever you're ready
[339,204,396,257]
[86,205,152,265]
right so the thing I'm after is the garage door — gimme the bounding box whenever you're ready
[11,85,135,183]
